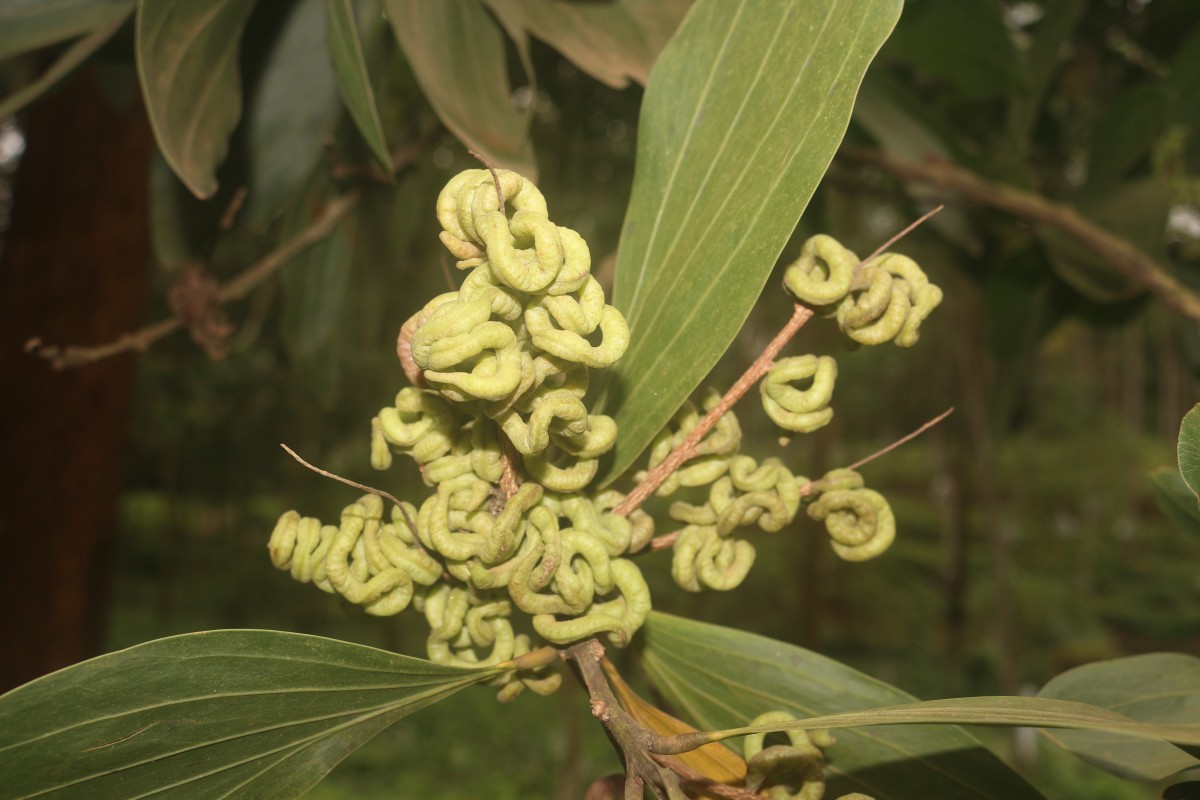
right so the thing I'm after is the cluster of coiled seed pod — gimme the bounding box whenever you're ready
[267,166,939,702]
[403,168,629,492]
[743,712,874,800]
[643,389,896,594]
[782,234,942,347]
[270,168,652,698]
[633,233,940,595]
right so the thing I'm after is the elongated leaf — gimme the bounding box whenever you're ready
[0,630,499,800]
[0,14,126,118]
[136,0,257,199]
[241,0,341,224]
[325,0,392,172]
[1038,653,1200,781]
[641,612,1045,799]
[0,0,131,60]
[385,0,534,176]
[1149,467,1200,539]
[695,698,1200,750]
[1179,404,1200,501]
[601,658,747,796]
[483,0,689,88]
[597,0,900,486]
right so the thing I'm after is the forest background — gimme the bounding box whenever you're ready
[1,0,1199,798]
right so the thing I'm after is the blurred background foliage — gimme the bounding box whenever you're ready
[3,0,1200,797]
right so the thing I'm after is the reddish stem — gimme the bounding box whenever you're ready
[613,304,814,517]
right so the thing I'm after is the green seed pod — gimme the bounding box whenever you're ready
[760,355,837,433]
[671,525,756,592]
[325,496,417,616]
[782,234,859,306]
[834,252,942,348]
[743,710,831,800]
[268,511,336,593]
[807,485,896,561]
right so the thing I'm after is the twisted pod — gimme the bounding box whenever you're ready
[806,469,896,562]
[271,168,648,698]
[782,235,942,347]
[742,711,872,800]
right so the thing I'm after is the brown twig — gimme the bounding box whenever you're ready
[860,204,945,268]
[28,191,360,368]
[219,192,360,303]
[843,406,954,473]
[279,443,420,540]
[218,187,248,231]
[563,639,761,797]
[561,640,683,800]
[839,145,1200,321]
[614,304,814,517]
[468,148,505,208]
[649,754,761,800]
[646,407,955,552]
[28,133,436,370]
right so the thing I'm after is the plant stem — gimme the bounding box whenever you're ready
[561,639,682,799]
[839,145,1200,321]
[279,443,422,542]
[843,406,954,472]
[614,304,815,517]
[26,191,360,369]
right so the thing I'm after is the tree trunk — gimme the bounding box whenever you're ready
[0,70,153,691]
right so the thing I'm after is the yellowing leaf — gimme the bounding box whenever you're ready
[601,657,746,795]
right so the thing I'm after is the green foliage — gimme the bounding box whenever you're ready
[325,0,392,172]
[1149,468,1200,539]
[1151,404,1200,540]
[240,0,342,225]
[1177,404,1200,503]
[642,612,1045,799]
[483,0,688,90]
[3,0,1200,797]
[0,12,124,118]
[0,631,500,799]
[0,0,131,60]
[384,0,535,175]
[135,0,256,198]
[1039,654,1200,781]
[599,0,901,485]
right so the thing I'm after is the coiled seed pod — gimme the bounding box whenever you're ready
[761,355,837,433]
[782,234,859,307]
[268,511,336,593]
[637,388,741,497]
[836,253,941,347]
[743,711,836,800]
[671,525,756,592]
[806,469,896,561]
